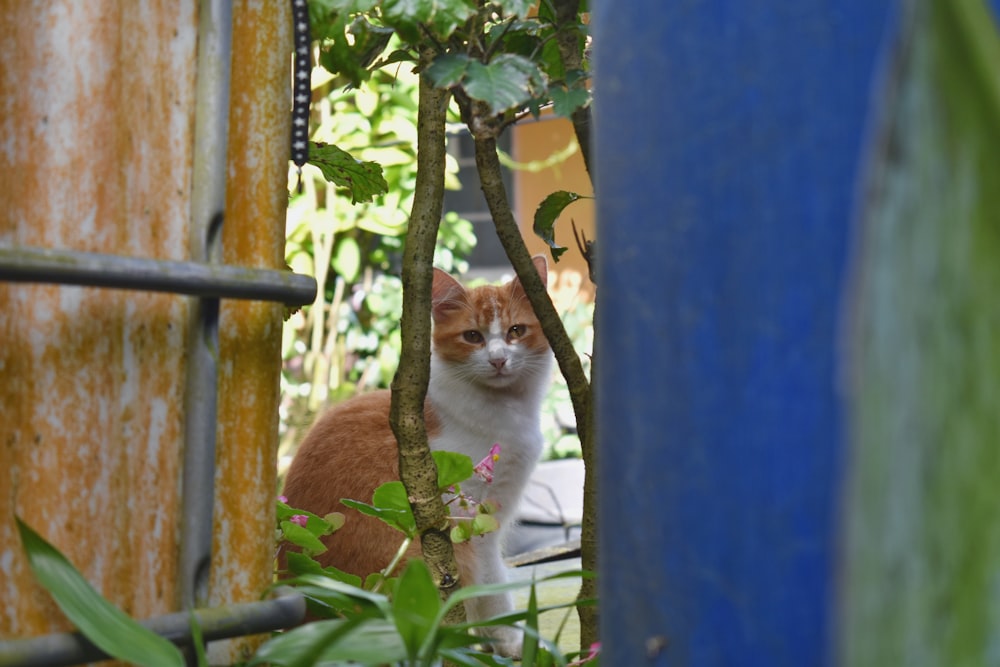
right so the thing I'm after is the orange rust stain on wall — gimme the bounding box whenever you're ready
[208,0,292,661]
[0,0,197,644]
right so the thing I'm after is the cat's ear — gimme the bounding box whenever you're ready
[510,255,548,295]
[432,268,467,323]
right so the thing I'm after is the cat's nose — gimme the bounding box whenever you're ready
[490,358,507,370]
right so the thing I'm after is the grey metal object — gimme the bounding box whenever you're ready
[0,245,315,305]
[0,1,314,663]
[0,587,305,667]
[180,0,234,613]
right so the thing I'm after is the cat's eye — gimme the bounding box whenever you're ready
[507,324,526,341]
[462,330,484,344]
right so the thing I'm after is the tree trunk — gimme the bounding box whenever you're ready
[389,65,465,622]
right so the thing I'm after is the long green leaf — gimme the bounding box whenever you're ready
[15,517,184,667]
[392,559,440,660]
[248,617,365,667]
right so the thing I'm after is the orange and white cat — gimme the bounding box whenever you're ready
[281,256,552,656]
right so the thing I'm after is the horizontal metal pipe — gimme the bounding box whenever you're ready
[0,245,316,306]
[0,587,305,667]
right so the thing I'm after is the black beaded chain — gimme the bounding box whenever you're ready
[291,0,311,179]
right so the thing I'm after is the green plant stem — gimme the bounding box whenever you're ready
[372,536,413,593]
[389,62,465,624]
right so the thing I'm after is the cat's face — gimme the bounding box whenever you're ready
[431,258,551,389]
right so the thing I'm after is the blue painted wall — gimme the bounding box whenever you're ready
[593,3,895,665]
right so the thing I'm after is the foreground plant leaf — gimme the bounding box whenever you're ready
[307,142,389,204]
[15,517,185,667]
[392,560,441,660]
[342,480,417,536]
[433,450,474,490]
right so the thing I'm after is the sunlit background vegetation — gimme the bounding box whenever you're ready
[278,59,593,477]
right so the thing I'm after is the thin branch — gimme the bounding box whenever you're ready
[464,99,592,456]
[389,58,465,621]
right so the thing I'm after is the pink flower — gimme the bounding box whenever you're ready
[289,514,308,527]
[568,642,601,666]
[473,444,501,484]
[277,495,288,504]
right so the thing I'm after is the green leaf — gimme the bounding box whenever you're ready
[316,14,373,87]
[284,573,393,620]
[450,521,473,544]
[307,142,388,204]
[279,520,329,555]
[342,480,416,536]
[521,580,540,666]
[425,54,472,89]
[433,450,474,490]
[285,551,363,588]
[15,517,185,667]
[549,83,591,117]
[383,0,476,40]
[463,55,542,115]
[393,560,441,659]
[471,512,500,536]
[277,500,337,538]
[249,617,367,667]
[533,190,585,261]
[188,612,208,667]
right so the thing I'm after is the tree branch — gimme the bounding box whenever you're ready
[465,101,592,465]
[389,61,465,622]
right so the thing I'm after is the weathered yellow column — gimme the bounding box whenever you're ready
[0,0,293,660]
[209,0,292,662]
[0,0,198,637]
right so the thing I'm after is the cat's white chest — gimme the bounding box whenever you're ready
[427,378,545,523]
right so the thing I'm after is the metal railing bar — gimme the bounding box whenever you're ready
[0,587,306,667]
[0,245,316,306]
[180,0,233,617]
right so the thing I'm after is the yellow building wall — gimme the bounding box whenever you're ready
[511,114,596,310]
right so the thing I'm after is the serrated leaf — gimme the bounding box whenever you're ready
[308,142,388,204]
[463,56,541,115]
[425,54,472,89]
[549,84,591,117]
[433,450,474,490]
[15,517,185,667]
[383,0,475,40]
[533,190,585,261]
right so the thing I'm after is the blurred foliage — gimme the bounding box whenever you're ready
[280,0,595,471]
